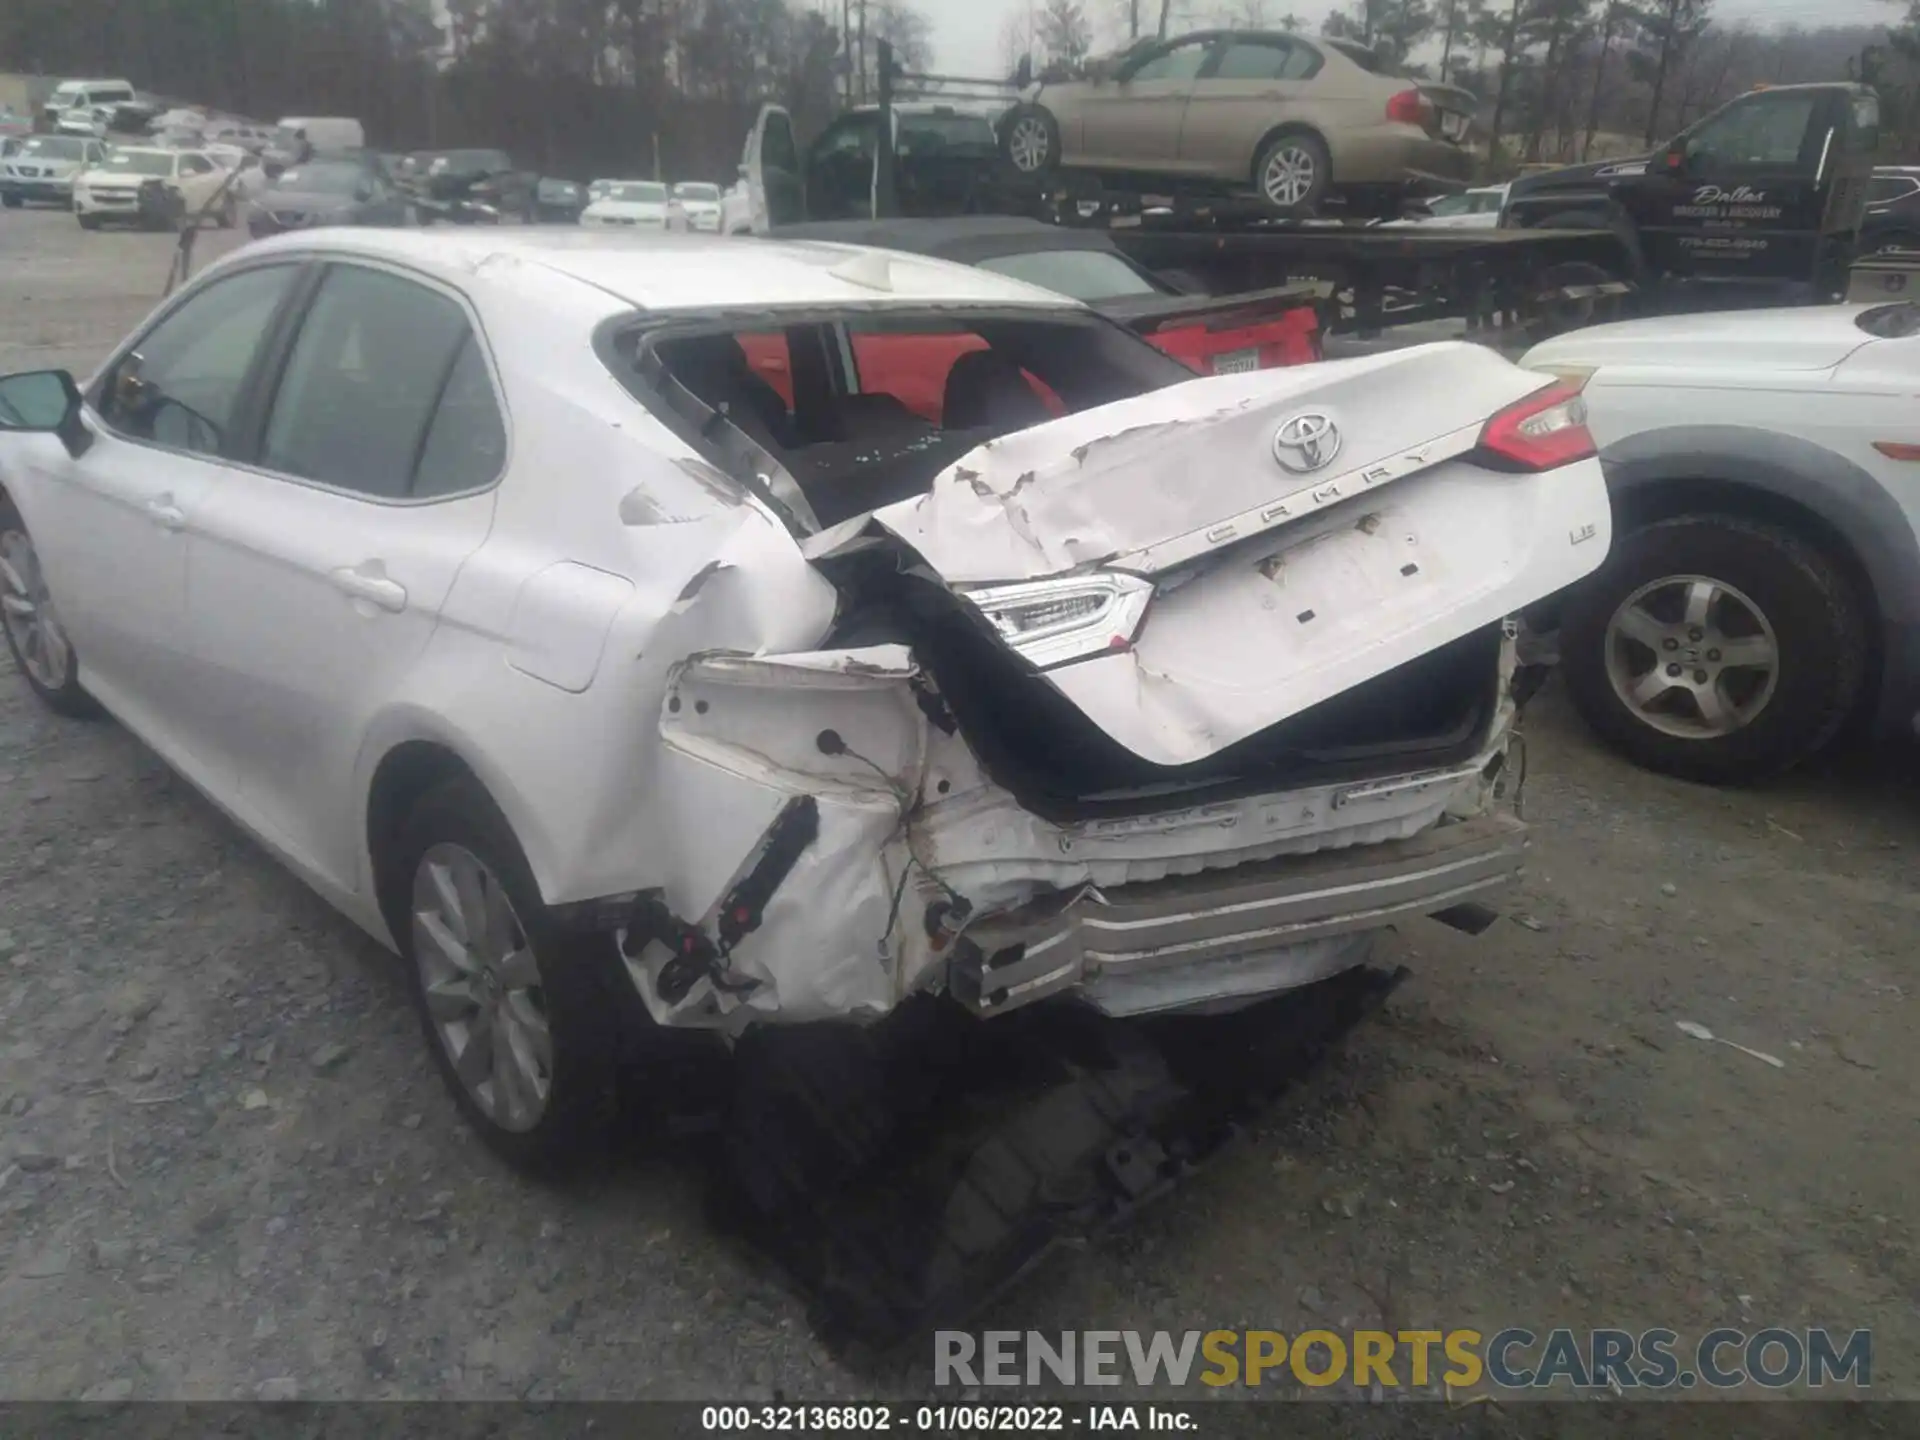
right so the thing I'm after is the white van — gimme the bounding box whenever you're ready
[42,79,136,129]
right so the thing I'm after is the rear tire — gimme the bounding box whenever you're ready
[1253,130,1330,218]
[999,105,1061,180]
[1561,514,1866,784]
[76,212,101,230]
[393,775,628,1175]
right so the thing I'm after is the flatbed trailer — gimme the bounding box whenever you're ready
[1051,210,1631,339]
[744,48,1880,344]
[815,45,1640,342]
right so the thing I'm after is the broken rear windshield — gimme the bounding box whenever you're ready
[605,307,1191,532]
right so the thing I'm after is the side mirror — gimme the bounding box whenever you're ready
[0,370,91,458]
[1014,55,1033,88]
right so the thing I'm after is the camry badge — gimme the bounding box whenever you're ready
[1272,412,1341,474]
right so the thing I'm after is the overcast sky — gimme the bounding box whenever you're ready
[909,0,1896,81]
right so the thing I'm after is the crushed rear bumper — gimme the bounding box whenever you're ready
[951,806,1526,1017]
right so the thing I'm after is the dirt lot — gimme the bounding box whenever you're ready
[1,209,1916,1409]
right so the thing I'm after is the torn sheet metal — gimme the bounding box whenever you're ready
[868,343,1610,767]
[638,628,1523,1029]
[869,342,1552,584]
[637,645,930,1027]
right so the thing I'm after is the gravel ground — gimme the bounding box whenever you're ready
[1,209,1916,1408]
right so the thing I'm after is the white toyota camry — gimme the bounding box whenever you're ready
[0,230,1610,1170]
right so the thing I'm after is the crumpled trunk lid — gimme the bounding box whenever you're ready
[865,342,1611,767]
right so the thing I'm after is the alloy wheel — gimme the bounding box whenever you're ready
[0,526,73,692]
[1603,574,1779,739]
[1262,146,1315,208]
[411,842,552,1132]
[1008,116,1051,173]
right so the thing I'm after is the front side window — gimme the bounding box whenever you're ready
[98,264,299,457]
[260,265,490,498]
[1683,93,1819,168]
[762,114,800,175]
[1127,40,1212,84]
[814,117,877,161]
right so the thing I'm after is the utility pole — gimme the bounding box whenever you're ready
[842,0,853,106]
[857,0,868,104]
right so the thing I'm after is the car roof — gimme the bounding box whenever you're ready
[230,230,1084,313]
[774,215,1125,263]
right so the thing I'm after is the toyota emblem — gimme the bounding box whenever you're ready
[1272,412,1341,473]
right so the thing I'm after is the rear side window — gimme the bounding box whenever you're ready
[261,264,505,498]
[412,337,508,498]
[1211,40,1318,82]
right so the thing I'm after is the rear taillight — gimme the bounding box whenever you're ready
[1474,378,1596,472]
[1386,89,1430,126]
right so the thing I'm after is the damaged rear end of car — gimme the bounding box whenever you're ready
[598,300,1611,1034]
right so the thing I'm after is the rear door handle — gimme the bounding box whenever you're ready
[145,494,186,530]
[329,564,408,613]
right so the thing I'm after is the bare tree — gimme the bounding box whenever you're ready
[1037,0,1093,66]
[1000,8,1037,76]
[1324,0,1436,69]
[1628,0,1713,144]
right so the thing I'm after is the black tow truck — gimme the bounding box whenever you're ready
[1502,82,1882,312]
[743,54,1882,341]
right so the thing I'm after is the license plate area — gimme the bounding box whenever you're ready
[1440,112,1470,142]
[1212,347,1260,375]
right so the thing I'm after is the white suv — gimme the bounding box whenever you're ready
[0,134,105,208]
[1525,302,1920,782]
[74,147,236,229]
